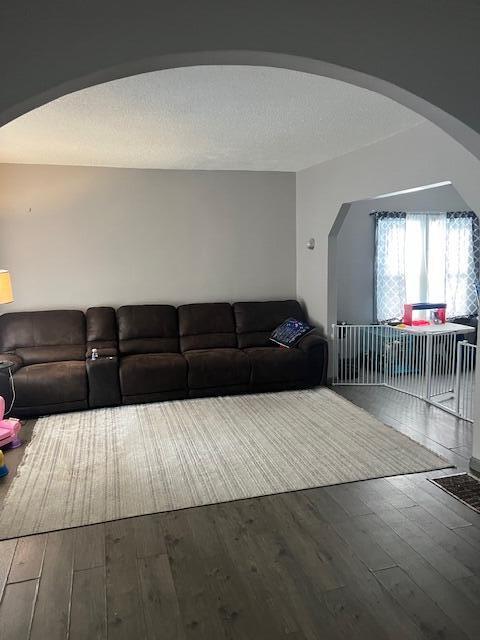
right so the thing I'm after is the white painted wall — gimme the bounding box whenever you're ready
[0,164,296,311]
[296,120,480,466]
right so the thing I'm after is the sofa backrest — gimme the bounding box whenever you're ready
[0,310,86,364]
[178,303,237,352]
[233,300,306,348]
[117,305,179,355]
[86,307,118,356]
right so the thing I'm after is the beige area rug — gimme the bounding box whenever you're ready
[0,388,449,539]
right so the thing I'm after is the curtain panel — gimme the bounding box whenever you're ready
[446,211,480,318]
[373,212,407,322]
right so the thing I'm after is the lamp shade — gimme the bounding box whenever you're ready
[0,270,13,304]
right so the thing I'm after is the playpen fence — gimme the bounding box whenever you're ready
[332,324,476,422]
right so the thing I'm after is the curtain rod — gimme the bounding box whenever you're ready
[368,210,473,216]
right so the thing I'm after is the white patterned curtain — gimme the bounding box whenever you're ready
[445,212,479,317]
[405,213,446,305]
[375,210,479,322]
[374,212,407,322]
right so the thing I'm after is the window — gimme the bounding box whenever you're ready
[374,211,479,322]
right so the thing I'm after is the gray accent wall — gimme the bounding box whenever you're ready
[0,164,296,311]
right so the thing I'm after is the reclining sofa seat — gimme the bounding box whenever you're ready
[117,305,187,404]
[178,302,250,397]
[234,300,320,390]
[0,310,88,416]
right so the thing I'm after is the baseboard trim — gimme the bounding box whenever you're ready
[469,456,480,477]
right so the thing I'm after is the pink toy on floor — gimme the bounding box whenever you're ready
[0,396,21,449]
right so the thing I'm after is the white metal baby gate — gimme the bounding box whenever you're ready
[332,324,477,422]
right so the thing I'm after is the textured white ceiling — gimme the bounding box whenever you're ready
[0,66,424,171]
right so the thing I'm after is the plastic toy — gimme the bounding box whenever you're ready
[0,450,7,478]
[0,396,21,449]
[403,302,446,326]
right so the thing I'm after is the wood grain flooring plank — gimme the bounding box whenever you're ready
[137,553,185,640]
[69,565,106,640]
[323,584,412,640]
[409,476,480,527]
[451,575,480,606]
[377,508,473,581]
[375,565,469,640]
[30,528,75,640]
[387,476,474,529]
[400,504,480,574]
[185,506,293,640]
[255,504,345,596]
[163,507,289,640]
[74,523,105,571]
[133,512,166,558]
[347,477,417,510]
[355,512,480,639]
[0,539,16,601]
[7,534,46,584]
[210,501,305,637]
[0,579,38,640]
[450,446,472,460]
[324,483,374,517]
[302,487,352,523]
[454,524,480,551]
[105,519,146,640]
[335,386,471,466]
[264,494,347,591]
[257,493,423,640]
[161,510,227,640]
[309,522,424,640]
[331,516,397,572]
[250,530,346,640]
[335,386,471,450]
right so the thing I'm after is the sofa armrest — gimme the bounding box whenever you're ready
[86,356,121,408]
[0,352,23,373]
[86,341,118,359]
[297,333,328,385]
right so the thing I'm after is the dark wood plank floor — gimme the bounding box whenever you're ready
[0,386,477,640]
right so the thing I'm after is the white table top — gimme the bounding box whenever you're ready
[399,322,476,335]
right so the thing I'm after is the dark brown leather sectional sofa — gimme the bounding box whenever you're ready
[0,300,328,417]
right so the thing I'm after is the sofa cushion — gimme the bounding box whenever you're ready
[178,303,237,352]
[87,306,117,342]
[13,361,87,407]
[244,347,308,385]
[0,310,86,365]
[234,300,306,348]
[119,353,187,396]
[15,345,85,365]
[117,305,179,355]
[184,348,250,389]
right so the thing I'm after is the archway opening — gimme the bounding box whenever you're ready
[1,59,479,471]
[328,181,478,463]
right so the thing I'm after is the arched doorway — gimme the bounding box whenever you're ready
[2,2,479,469]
